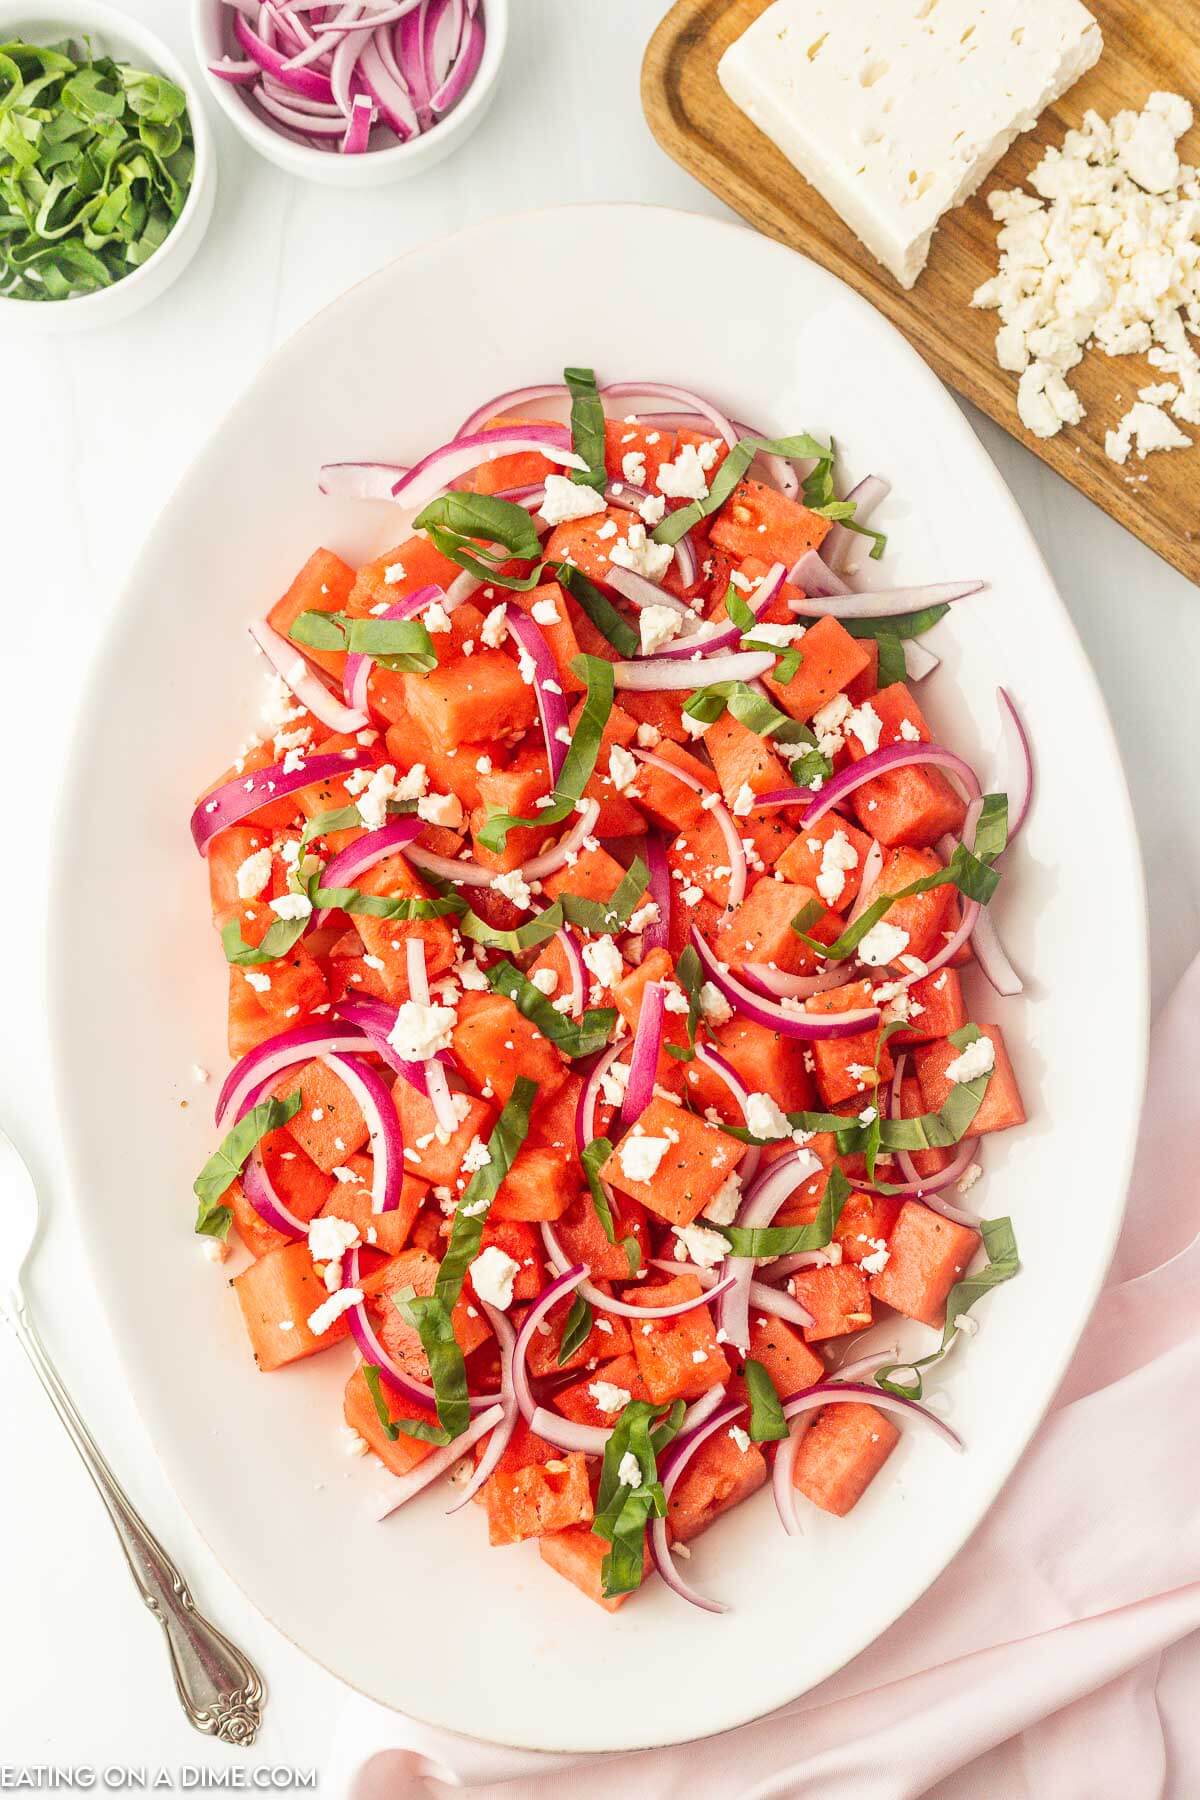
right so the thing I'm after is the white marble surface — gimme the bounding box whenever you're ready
[0,0,1196,1780]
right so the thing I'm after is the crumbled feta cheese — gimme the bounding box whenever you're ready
[846,702,883,755]
[384,561,406,584]
[857,919,910,967]
[461,1136,492,1175]
[638,493,667,526]
[617,1450,643,1489]
[531,596,562,626]
[612,523,674,584]
[622,450,647,485]
[638,601,685,655]
[308,1215,360,1265]
[480,604,509,649]
[731,782,757,817]
[655,441,710,500]
[416,790,464,830]
[628,901,660,933]
[944,1034,996,1083]
[728,1424,751,1454]
[705,1171,742,1226]
[387,999,456,1062]
[618,1134,671,1183]
[530,967,558,996]
[307,1286,362,1335]
[953,1311,979,1337]
[491,867,533,910]
[344,762,404,830]
[582,936,624,989]
[244,969,272,994]
[608,744,638,792]
[897,717,922,743]
[698,981,733,1026]
[635,721,661,748]
[268,891,312,922]
[859,1237,891,1276]
[469,1244,521,1310]
[744,1092,792,1141]
[235,848,273,899]
[588,1379,631,1414]
[538,473,607,525]
[673,1223,729,1269]
[815,828,859,905]
[957,1160,984,1195]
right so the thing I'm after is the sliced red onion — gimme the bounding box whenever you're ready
[396,3,431,128]
[454,384,569,437]
[528,1406,610,1458]
[618,981,664,1129]
[646,563,786,662]
[575,1036,626,1153]
[747,784,817,813]
[233,11,335,97]
[904,639,940,681]
[512,1265,592,1433]
[719,1149,823,1351]
[540,1223,738,1322]
[322,1051,402,1214]
[885,1055,982,1222]
[503,605,571,782]
[445,1301,517,1513]
[690,928,880,1041]
[690,1044,761,1186]
[430,4,482,112]
[310,0,423,30]
[405,938,458,1139]
[390,425,577,510]
[313,817,423,924]
[343,1245,499,1416]
[340,92,375,150]
[770,1416,813,1536]
[657,1260,814,1330]
[641,835,671,954]
[405,797,601,892]
[680,1382,728,1434]
[373,1403,505,1520]
[788,548,852,598]
[357,31,418,136]
[248,616,368,733]
[332,995,455,1094]
[997,687,1033,841]
[255,90,347,130]
[215,1021,368,1128]
[741,961,848,1000]
[553,922,587,1018]
[758,1250,837,1282]
[342,582,444,713]
[781,1379,963,1449]
[820,475,891,573]
[650,1397,749,1611]
[830,1346,900,1383]
[613,649,775,690]
[788,580,983,622]
[191,748,371,855]
[600,383,739,451]
[632,749,747,911]
[321,462,412,501]
[846,840,885,929]
[241,1147,308,1239]
[208,56,260,83]
[800,742,983,834]
[606,564,692,619]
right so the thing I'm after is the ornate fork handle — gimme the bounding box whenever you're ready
[5,1295,264,1744]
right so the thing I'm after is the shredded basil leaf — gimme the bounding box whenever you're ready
[842,605,950,642]
[875,1217,1020,1399]
[220,912,309,968]
[718,1165,849,1256]
[557,1293,594,1366]
[561,856,648,935]
[651,431,834,548]
[564,365,607,491]
[553,562,640,658]
[288,610,437,674]
[193,1092,301,1240]
[593,1397,685,1596]
[663,944,704,1063]
[744,1359,788,1443]
[361,1362,451,1445]
[485,960,615,1058]
[392,1288,472,1442]
[476,653,613,852]
[413,492,543,587]
[874,632,908,688]
[0,40,194,303]
[581,1136,618,1243]
[683,678,829,767]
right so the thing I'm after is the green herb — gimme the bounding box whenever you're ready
[476,653,613,852]
[581,1136,618,1243]
[842,605,950,642]
[220,912,309,968]
[485,960,615,1058]
[564,366,607,491]
[361,1363,452,1446]
[392,1079,535,1439]
[592,1398,686,1596]
[855,1025,994,1170]
[557,1293,594,1366]
[874,633,908,688]
[553,562,639,658]
[192,1092,301,1240]
[560,856,648,935]
[651,432,834,548]
[744,1359,789,1442]
[682,679,831,778]
[413,492,543,588]
[875,1217,1020,1399]
[288,610,437,674]
[722,583,804,682]
[0,39,194,302]
[791,794,1009,960]
[719,1165,849,1256]
[663,943,704,1063]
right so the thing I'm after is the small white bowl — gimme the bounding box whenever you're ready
[0,1,216,332]
[192,0,507,187]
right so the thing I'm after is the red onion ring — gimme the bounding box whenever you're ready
[632,749,747,911]
[241,1146,308,1239]
[430,3,482,112]
[191,748,371,855]
[216,1021,369,1128]
[445,1300,517,1513]
[404,797,600,892]
[332,995,455,1094]
[654,1260,814,1330]
[320,1051,403,1213]
[341,91,375,150]
[640,835,671,954]
[356,31,418,135]
[606,564,693,619]
[502,605,571,782]
[404,938,458,1139]
[997,687,1033,841]
[373,1403,505,1520]
[690,1044,761,1186]
[613,649,775,691]
[740,962,849,1000]
[233,10,335,97]
[799,742,983,835]
[820,475,891,573]
[249,615,368,734]
[390,425,577,510]
[689,928,881,1041]
[314,817,424,924]
[719,1148,824,1350]
[618,981,665,1128]
[645,564,786,662]
[788,580,983,622]
[600,383,739,452]
[649,1397,749,1612]
[788,548,851,598]
[342,582,444,713]
[575,1036,626,1152]
[540,1224,738,1323]
[454,383,569,437]
[343,1245,499,1416]
[512,1266,595,1440]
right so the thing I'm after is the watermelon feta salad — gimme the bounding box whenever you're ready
[189,369,1032,1612]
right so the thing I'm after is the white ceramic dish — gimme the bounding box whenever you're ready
[50,205,1147,1753]
[192,0,507,187]
[0,1,216,332]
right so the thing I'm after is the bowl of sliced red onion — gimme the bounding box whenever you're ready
[194,0,505,183]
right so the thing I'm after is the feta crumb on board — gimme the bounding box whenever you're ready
[974,91,1200,464]
[717,0,1102,289]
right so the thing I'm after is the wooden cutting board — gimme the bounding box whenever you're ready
[642,0,1200,585]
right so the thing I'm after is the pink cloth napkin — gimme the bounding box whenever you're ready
[327,954,1200,1800]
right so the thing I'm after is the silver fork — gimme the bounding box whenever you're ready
[0,1125,265,1744]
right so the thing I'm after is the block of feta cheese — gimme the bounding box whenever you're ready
[717,0,1103,288]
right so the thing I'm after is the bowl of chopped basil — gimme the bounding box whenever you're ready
[0,1,215,327]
